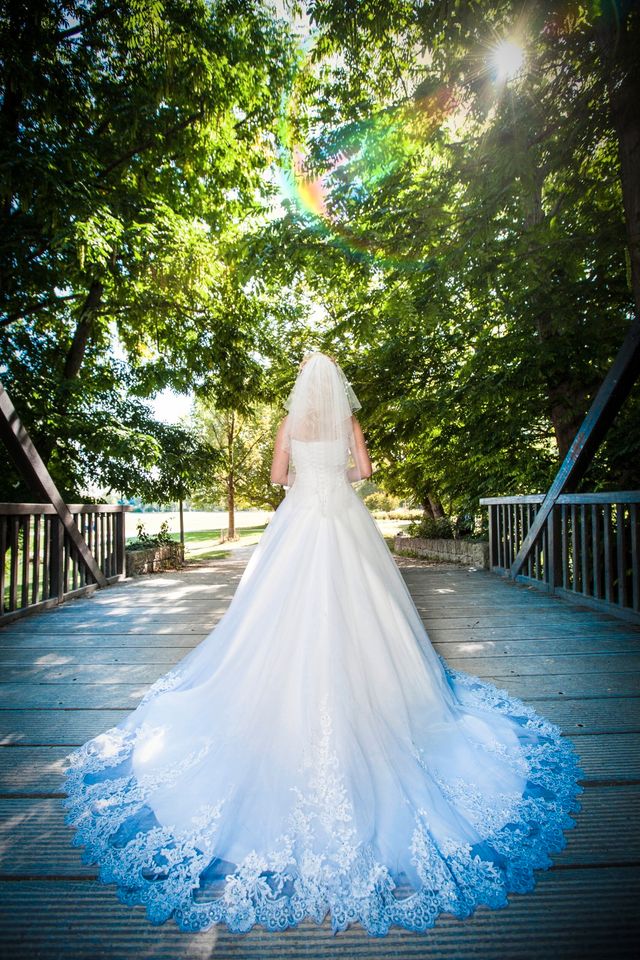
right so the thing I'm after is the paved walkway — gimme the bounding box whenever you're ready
[0,548,638,959]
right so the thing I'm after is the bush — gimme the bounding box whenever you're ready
[364,491,400,511]
[403,513,488,541]
[405,515,456,539]
[126,520,175,552]
[370,509,422,521]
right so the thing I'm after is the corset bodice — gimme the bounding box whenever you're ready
[288,438,351,512]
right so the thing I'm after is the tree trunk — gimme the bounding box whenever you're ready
[40,280,104,465]
[227,413,236,538]
[62,280,103,382]
[519,146,591,460]
[428,494,445,518]
[227,475,236,538]
[547,382,593,461]
[601,15,640,318]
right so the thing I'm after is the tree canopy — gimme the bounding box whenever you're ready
[0,0,299,498]
[1,1,638,512]
[252,0,639,512]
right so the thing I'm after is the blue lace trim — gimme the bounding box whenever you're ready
[61,661,583,937]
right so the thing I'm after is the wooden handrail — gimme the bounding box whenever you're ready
[0,503,132,513]
[1,503,131,624]
[481,492,640,505]
[480,492,640,623]
[0,383,107,587]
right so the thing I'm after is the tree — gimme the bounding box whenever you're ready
[256,0,639,515]
[0,0,296,493]
[191,400,284,537]
[308,1,639,308]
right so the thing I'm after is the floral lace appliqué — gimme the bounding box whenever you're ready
[62,670,583,936]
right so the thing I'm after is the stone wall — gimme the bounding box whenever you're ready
[125,541,185,577]
[393,535,489,569]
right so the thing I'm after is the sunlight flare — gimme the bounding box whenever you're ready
[491,39,524,80]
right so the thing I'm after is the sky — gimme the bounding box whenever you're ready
[150,388,194,424]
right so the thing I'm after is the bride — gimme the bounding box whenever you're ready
[62,351,582,937]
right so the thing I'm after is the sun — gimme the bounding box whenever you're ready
[491,39,524,81]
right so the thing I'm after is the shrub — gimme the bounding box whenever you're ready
[364,491,400,511]
[127,520,175,552]
[405,515,456,540]
[403,513,488,541]
[370,509,422,521]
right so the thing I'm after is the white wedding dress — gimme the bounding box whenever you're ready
[63,436,582,936]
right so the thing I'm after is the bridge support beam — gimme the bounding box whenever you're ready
[510,316,640,579]
[0,381,107,587]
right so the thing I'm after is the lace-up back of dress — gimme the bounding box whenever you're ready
[290,437,349,485]
[287,438,353,515]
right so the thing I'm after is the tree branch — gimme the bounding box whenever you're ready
[55,3,123,43]
[98,110,204,179]
[234,430,269,468]
[0,292,81,328]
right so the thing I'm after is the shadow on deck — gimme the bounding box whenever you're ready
[0,550,638,960]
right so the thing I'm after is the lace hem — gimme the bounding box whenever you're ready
[61,666,583,937]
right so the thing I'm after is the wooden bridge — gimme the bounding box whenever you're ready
[0,547,638,960]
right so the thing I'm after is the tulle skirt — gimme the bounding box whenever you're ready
[62,486,582,935]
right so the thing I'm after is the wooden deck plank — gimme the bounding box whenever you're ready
[1,696,637,747]
[0,869,637,960]
[0,698,638,745]
[0,646,189,666]
[431,637,640,655]
[516,697,640,734]
[444,653,640,676]
[4,617,636,639]
[3,634,639,664]
[0,710,129,746]
[0,746,70,794]
[11,606,617,626]
[570,733,640,781]
[420,613,635,630]
[2,672,638,708]
[3,637,639,668]
[0,633,206,650]
[427,624,640,639]
[2,620,223,635]
[3,652,640,685]
[16,595,579,613]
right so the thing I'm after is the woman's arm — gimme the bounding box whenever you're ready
[270,416,290,486]
[347,415,373,481]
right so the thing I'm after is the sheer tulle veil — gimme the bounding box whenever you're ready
[281,352,364,488]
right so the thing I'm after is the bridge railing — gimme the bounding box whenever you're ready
[479,492,640,623]
[0,503,130,625]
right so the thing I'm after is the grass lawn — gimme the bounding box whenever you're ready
[125,510,272,540]
[129,524,269,563]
